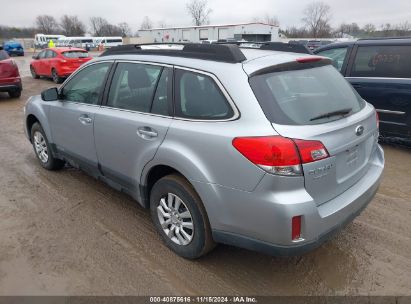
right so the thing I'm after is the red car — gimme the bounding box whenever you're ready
[30,47,92,84]
[0,49,22,98]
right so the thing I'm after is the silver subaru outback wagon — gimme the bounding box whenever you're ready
[24,43,384,259]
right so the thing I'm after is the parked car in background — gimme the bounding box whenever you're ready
[30,48,92,84]
[24,43,383,258]
[0,50,22,98]
[307,40,333,50]
[315,37,411,144]
[3,41,24,56]
[240,42,312,54]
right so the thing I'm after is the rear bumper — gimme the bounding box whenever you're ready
[193,145,384,256]
[58,65,84,77]
[0,77,22,92]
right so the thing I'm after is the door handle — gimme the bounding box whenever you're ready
[352,84,363,89]
[79,115,93,125]
[137,127,158,139]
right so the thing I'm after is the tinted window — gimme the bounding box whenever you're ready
[175,70,233,120]
[351,45,411,78]
[316,47,348,71]
[107,62,162,112]
[151,68,172,116]
[250,65,365,125]
[62,62,111,104]
[62,51,89,58]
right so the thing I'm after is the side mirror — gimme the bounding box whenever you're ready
[41,87,59,101]
[32,55,38,60]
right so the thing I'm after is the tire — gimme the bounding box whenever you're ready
[30,122,65,170]
[30,65,39,79]
[150,174,215,259]
[51,68,63,84]
[8,90,21,98]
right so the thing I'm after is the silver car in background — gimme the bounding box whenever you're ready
[24,44,384,258]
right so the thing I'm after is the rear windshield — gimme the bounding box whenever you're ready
[0,50,9,60]
[62,51,89,58]
[250,65,365,125]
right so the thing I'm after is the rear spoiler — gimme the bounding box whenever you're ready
[249,57,332,77]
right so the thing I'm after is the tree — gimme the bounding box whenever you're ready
[186,0,212,26]
[118,22,131,37]
[89,17,109,36]
[253,14,280,26]
[363,23,376,34]
[140,16,153,30]
[60,15,86,36]
[302,1,332,38]
[396,21,410,36]
[35,15,59,34]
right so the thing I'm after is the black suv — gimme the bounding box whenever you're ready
[315,38,411,144]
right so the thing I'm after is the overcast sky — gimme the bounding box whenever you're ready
[2,0,411,31]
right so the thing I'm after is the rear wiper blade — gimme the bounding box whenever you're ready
[310,108,352,122]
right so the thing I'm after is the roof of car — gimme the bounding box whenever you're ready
[94,44,322,76]
[46,47,87,53]
[315,37,411,53]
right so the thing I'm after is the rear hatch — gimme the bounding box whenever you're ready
[248,58,379,205]
[62,51,91,68]
[0,52,19,80]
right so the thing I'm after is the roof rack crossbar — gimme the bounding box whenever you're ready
[99,43,247,63]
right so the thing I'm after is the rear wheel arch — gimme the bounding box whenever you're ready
[142,165,182,208]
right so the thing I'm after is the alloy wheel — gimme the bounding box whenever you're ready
[157,193,194,246]
[33,131,48,163]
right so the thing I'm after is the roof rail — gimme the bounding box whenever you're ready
[99,43,247,63]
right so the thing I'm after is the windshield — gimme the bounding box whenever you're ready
[250,65,365,125]
[62,51,89,58]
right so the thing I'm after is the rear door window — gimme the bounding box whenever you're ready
[250,65,365,125]
[350,45,411,78]
[174,69,234,120]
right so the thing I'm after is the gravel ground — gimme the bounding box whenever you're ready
[0,55,410,296]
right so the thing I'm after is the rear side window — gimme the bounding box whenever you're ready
[174,70,233,120]
[250,65,365,125]
[107,62,162,113]
[350,45,411,78]
[63,51,89,58]
[316,47,348,71]
[0,50,9,60]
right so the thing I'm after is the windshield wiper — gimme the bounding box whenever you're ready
[310,108,352,122]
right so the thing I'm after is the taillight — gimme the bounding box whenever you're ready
[376,111,380,128]
[292,216,302,241]
[293,139,329,163]
[296,56,323,63]
[232,136,329,176]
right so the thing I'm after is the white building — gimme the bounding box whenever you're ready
[138,22,280,43]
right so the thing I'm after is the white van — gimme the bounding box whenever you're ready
[34,34,66,49]
[95,37,123,48]
[64,37,95,49]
